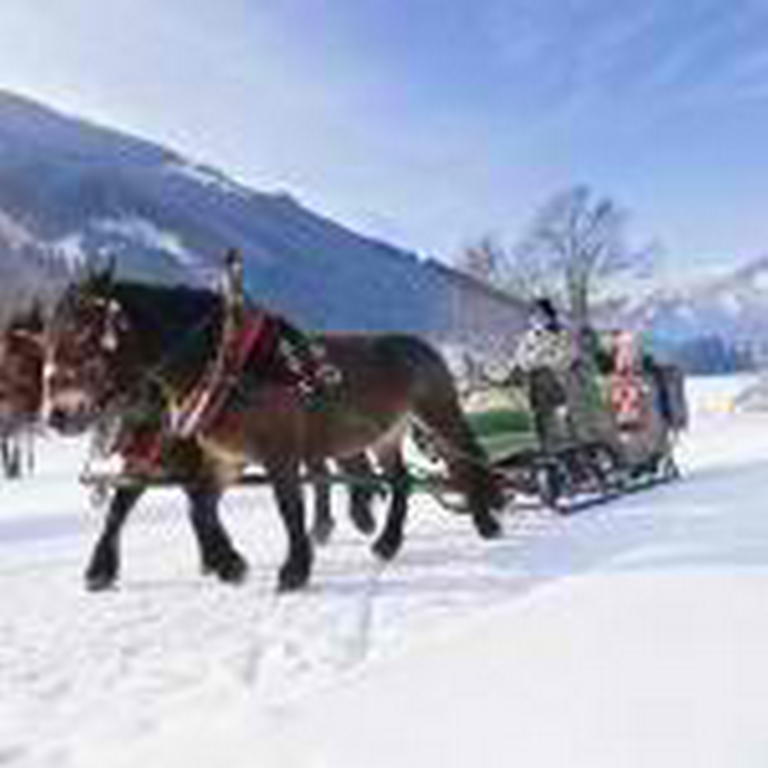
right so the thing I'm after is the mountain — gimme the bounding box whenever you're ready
[0,90,526,342]
[630,257,768,339]
[617,256,768,370]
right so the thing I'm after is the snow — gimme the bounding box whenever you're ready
[2,376,768,767]
[689,371,758,413]
[717,290,742,316]
[753,270,768,292]
[52,232,89,269]
[94,217,197,268]
[0,209,35,252]
[165,161,252,201]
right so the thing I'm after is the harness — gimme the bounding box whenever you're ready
[170,309,275,438]
[92,249,342,475]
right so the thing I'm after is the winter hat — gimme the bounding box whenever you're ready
[531,297,560,330]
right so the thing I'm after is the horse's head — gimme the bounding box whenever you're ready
[44,270,131,435]
[0,303,46,427]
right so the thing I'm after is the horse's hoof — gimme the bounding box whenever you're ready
[372,534,401,561]
[217,557,249,585]
[85,573,116,592]
[488,486,507,511]
[277,554,312,592]
[277,567,310,592]
[350,506,376,536]
[311,517,335,546]
[474,513,502,540]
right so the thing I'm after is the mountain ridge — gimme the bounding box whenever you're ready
[0,89,526,345]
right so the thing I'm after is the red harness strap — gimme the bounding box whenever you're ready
[114,310,276,473]
[117,426,165,474]
[171,309,277,439]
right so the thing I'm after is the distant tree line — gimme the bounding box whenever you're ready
[663,335,755,375]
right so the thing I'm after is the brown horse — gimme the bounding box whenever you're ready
[1,299,375,589]
[43,273,502,591]
[0,302,251,581]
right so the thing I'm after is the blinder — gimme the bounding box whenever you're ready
[44,294,131,421]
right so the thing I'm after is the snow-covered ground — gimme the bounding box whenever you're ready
[2,376,768,767]
[689,371,758,413]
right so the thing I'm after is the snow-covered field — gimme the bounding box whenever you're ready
[2,376,768,767]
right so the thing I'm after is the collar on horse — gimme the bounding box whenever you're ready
[170,308,276,438]
[170,247,339,438]
[169,308,341,439]
[94,251,341,470]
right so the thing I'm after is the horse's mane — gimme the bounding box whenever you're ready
[112,281,225,371]
[112,281,221,339]
[59,276,225,372]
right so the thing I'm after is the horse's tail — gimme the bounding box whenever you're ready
[386,335,504,511]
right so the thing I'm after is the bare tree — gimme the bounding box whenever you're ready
[510,185,657,328]
[460,185,657,329]
[456,234,505,284]
[512,186,661,459]
[456,186,659,458]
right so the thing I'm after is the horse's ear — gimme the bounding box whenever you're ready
[104,254,117,283]
[83,252,116,288]
[22,299,46,332]
[31,299,46,329]
[83,253,97,280]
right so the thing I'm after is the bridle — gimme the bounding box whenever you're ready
[44,285,223,427]
[43,292,131,419]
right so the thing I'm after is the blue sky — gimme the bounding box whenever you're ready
[2,0,768,282]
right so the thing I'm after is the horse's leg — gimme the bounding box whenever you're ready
[26,432,34,474]
[265,456,313,591]
[415,399,503,540]
[1,436,12,478]
[310,453,377,544]
[337,453,378,535]
[84,486,145,591]
[371,443,410,561]
[184,484,248,584]
[308,457,334,545]
[6,439,21,479]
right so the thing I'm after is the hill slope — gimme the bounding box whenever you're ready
[0,90,524,339]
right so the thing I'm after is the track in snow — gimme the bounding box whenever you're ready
[0,411,761,767]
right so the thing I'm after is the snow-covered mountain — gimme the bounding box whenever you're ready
[619,256,768,364]
[0,90,520,337]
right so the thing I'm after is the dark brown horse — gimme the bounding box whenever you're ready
[0,302,252,582]
[1,298,375,589]
[43,273,502,591]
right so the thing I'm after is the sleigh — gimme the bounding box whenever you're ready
[442,330,686,514]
